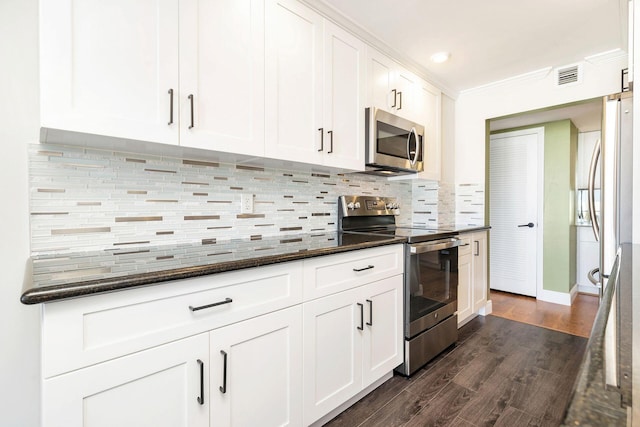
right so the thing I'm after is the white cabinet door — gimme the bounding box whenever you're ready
[415,79,442,181]
[179,0,265,156]
[472,232,488,312]
[366,48,397,112]
[457,252,473,325]
[42,334,209,427]
[394,68,418,121]
[40,0,179,145]
[302,287,362,425]
[361,276,403,387]
[322,21,366,170]
[265,0,324,165]
[210,306,302,427]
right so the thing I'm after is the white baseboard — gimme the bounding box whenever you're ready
[536,284,578,306]
[578,284,600,295]
[479,300,493,316]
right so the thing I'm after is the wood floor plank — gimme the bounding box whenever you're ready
[403,383,475,427]
[357,390,430,427]
[324,375,410,426]
[490,290,598,338]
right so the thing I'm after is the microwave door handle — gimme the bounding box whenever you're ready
[407,127,419,166]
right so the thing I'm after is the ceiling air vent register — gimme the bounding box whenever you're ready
[556,64,582,86]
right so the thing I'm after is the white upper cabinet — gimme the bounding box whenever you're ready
[179,0,265,156]
[41,0,265,156]
[40,0,441,172]
[322,21,366,170]
[40,0,180,145]
[415,79,442,181]
[265,0,324,166]
[265,0,365,171]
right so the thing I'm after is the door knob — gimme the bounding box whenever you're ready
[517,222,535,228]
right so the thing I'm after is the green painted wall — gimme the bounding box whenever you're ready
[489,120,577,294]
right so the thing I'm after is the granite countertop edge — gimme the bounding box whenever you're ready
[21,236,407,305]
[453,225,491,233]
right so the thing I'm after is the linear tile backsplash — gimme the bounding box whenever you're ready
[29,144,415,253]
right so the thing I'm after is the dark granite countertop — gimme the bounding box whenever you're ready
[562,243,635,426]
[452,225,491,234]
[21,232,407,305]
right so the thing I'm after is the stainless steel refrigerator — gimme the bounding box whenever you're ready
[587,91,633,388]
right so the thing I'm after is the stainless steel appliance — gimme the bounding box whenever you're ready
[365,108,424,176]
[339,195,459,376]
[586,92,633,390]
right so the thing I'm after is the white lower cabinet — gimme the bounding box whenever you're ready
[457,231,488,326]
[209,306,303,427]
[43,334,210,427]
[40,246,404,427]
[302,275,403,425]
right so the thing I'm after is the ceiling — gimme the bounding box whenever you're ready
[317,0,628,94]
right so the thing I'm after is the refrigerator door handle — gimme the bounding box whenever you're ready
[587,138,601,241]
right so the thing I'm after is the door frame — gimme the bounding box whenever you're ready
[488,126,544,298]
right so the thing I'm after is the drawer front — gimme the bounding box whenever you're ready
[302,245,403,301]
[43,261,303,378]
[458,235,472,256]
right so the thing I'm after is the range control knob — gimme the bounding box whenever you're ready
[354,202,361,209]
[347,202,355,210]
[386,203,393,209]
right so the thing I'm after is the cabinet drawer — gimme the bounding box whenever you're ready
[42,261,303,378]
[458,235,472,256]
[302,245,403,301]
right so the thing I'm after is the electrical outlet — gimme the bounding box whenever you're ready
[240,193,254,214]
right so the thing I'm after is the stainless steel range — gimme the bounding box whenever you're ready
[339,195,460,376]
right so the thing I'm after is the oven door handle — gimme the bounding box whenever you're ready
[410,238,461,254]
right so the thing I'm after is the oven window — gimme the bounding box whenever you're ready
[408,247,457,323]
[376,121,423,161]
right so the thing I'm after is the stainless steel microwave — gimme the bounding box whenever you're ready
[365,107,424,176]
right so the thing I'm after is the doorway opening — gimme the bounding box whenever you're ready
[487,97,602,308]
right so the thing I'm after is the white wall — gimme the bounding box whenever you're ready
[0,0,40,425]
[455,56,628,185]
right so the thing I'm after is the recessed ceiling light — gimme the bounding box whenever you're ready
[430,52,450,63]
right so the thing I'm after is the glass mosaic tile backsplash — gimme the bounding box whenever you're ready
[29,144,426,253]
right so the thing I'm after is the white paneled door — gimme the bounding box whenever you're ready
[489,128,542,297]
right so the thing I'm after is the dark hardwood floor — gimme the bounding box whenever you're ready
[324,315,587,427]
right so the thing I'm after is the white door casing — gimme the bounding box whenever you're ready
[489,127,544,297]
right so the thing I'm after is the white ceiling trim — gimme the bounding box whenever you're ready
[584,48,628,65]
[459,67,553,96]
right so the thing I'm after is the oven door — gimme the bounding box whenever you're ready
[405,237,460,338]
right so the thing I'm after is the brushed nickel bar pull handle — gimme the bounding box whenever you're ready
[353,265,374,272]
[588,138,601,241]
[397,91,402,110]
[188,94,195,129]
[168,89,174,125]
[318,128,324,152]
[219,350,228,394]
[474,240,479,256]
[197,359,204,405]
[328,130,333,153]
[357,303,364,331]
[189,297,233,312]
[391,89,397,108]
[366,299,373,326]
